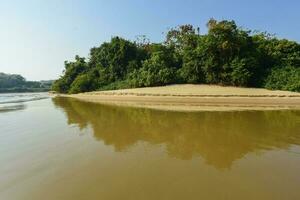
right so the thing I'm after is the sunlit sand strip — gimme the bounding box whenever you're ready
[88,84,300,97]
[54,84,300,111]
[57,85,300,112]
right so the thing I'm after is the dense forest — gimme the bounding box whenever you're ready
[52,19,300,94]
[0,73,53,93]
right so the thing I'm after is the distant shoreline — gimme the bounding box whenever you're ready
[0,89,50,93]
[57,84,300,112]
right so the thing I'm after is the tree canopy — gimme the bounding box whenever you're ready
[0,72,53,93]
[52,19,300,94]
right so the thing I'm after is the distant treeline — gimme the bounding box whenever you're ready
[52,19,300,94]
[0,73,53,93]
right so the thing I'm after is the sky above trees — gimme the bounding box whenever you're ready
[0,0,299,80]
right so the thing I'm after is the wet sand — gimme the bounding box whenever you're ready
[61,84,300,111]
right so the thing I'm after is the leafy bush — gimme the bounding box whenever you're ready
[69,74,96,94]
[128,51,177,87]
[98,80,131,91]
[265,66,300,92]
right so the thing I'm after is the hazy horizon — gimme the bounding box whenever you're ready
[1,0,299,81]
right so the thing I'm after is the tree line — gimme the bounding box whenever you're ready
[0,72,53,93]
[52,19,300,94]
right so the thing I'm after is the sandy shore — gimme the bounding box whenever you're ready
[60,84,300,111]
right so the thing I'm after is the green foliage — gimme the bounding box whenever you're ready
[0,72,52,93]
[52,19,300,94]
[229,58,255,86]
[69,74,95,94]
[89,37,147,82]
[128,47,179,87]
[0,73,26,88]
[178,48,205,83]
[99,80,131,91]
[52,55,87,93]
[265,66,300,92]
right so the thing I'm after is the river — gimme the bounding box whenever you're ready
[0,95,300,200]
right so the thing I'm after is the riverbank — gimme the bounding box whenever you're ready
[58,84,300,111]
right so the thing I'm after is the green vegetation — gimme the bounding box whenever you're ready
[52,19,300,94]
[0,72,53,93]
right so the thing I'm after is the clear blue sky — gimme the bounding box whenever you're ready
[0,0,299,80]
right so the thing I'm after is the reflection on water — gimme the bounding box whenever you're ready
[52,97,300,170]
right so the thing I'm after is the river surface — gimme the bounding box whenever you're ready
[0,94,300,200]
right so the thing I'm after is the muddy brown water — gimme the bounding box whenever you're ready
[1,97,300,200]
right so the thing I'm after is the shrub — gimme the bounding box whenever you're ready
[265,66,300,92]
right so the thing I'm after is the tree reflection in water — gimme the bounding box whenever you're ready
[52,97,300,169]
